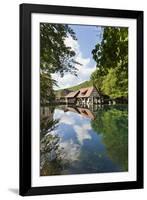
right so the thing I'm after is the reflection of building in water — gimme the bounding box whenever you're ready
[77,107,95,120]
[57,104,107,120]
[64,106,95,120]
[64,106,79,114]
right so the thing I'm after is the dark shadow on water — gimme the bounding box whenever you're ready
[8,188,18,195]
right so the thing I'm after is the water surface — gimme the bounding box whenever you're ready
[40,105,128,176]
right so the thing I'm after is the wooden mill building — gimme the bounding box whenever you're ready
[65,86,107,105]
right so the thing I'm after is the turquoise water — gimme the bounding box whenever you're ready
[40,105,128,176]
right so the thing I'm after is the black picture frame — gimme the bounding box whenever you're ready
[19,3,144,196]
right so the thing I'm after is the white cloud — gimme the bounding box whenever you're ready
[52,35,96,90]
[60,139,81,162]
[74,124,92,145]
[64,35,80,53]
[60,115,75,125]
[54,108,76,125]
[82,123,92,130]
[54,109,64,118]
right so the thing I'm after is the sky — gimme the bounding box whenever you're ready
[52,24,103,90]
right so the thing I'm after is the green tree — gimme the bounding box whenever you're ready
[102,68,128,99]
[40,23,80,104]
[40,23,80,76]
[92,27,128,73]
[90,69,104,94]
[91,27,128,99]
[40,73,57,104]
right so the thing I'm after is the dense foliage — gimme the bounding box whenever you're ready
[40,23,79,104]
[90,69,103,94]
[91,27,128,99]
[40,73,56,104]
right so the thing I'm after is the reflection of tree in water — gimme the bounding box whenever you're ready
[40,106,69,176]
[40,117,59,138]
[40,106,59,138]
[91,105,128,171]
[40,134,69,176]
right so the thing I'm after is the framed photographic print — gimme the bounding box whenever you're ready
[19,3,143,196]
